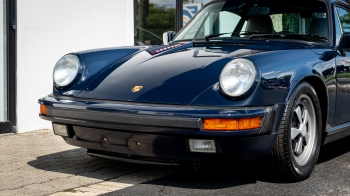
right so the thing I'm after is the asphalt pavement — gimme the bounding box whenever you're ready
[0,130,349,196]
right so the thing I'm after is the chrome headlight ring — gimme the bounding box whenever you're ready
[219,58,258,98]
[53,54,83,89]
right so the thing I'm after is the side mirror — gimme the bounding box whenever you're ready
[338,33,350,56]
[163,31,176,45]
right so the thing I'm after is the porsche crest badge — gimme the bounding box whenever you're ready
[132,86,143,92]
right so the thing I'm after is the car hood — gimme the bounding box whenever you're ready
[75,41,321,105]
[77,44,259,105]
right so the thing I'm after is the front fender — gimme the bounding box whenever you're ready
[53,46,148,96]
[286,74,328,104]
[191,49,323,107]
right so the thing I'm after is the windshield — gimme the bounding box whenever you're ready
[174,0,329,43]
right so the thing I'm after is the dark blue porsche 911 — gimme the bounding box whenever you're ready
[39,0,350,181]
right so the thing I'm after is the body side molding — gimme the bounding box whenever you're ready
[324,121,350,144]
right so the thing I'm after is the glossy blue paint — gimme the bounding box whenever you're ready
[39,0,350,164]
[53,47,147,97]
[335,51,350,125]
[78,48,231,104]
[50,41,338,130]
[53,42,327,107]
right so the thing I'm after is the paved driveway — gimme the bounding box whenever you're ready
[0,130,349,196]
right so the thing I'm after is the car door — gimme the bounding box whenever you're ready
[334,5,350,125]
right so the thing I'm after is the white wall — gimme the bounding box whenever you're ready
[17,0,134,133]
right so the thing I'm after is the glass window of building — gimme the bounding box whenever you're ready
[135,0,176,45]
[183,0,212,26]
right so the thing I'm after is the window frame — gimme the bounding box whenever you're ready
[0,0,16,134]
[175,0,333,45]
[333,1,350,46]
[334,6,344,46]
[333,4,350,35]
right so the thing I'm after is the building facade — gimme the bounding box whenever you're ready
[1,0,349,134]
[1,0,135,134]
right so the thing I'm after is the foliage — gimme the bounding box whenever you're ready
[145,4,176,30]
[282,13,300,33]
[339,12,350,31]
[135,1,176,45]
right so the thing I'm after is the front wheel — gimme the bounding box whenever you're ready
[267,82,322,181]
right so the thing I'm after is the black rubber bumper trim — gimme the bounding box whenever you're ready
[46,107,202,129]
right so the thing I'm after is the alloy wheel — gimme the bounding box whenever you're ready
[291,94,317,166]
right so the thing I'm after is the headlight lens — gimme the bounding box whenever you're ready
[220,58,257,97]
[53,54,80,87]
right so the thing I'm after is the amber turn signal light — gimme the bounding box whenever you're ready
[40,104,47,115]
[203,117,262,131]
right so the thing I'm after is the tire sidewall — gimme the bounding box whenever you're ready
[286,82,322,179]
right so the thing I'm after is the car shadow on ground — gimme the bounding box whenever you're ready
[28,135,350,190]
[27,147,156,181]
[317,135,350,164]
[134,135,350,190]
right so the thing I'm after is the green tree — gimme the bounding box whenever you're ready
[339,12,350,31]
[282,13,299,32]
[135,1,176,45]
[145,4,176,30]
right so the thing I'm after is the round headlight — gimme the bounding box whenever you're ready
[220,58,257,97]
[53,54,80,87]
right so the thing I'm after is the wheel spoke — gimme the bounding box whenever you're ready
[294,137,303,156]
[295,106,303,124]
[303,109,309,124]
[304,132,309,145]
[291,128,301,140]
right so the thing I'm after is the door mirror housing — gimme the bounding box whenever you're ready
[163,31,176,45]
[338,33,350,56]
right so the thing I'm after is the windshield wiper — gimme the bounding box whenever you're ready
[204,33,232,41]
[199,31,329,43]
[204,31,272,41]
[237,32,281,41]
[241,32,329,42]
[247,34,282,40]
[238,31,273,36]
[284,33,329,41]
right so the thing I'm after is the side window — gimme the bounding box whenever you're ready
[270,13,326,35]
[335,7,350,33]
[334,8,343,46]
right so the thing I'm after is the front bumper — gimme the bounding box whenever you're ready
[39,94,284,164]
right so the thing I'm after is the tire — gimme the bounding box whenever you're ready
[267,82,322,181]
